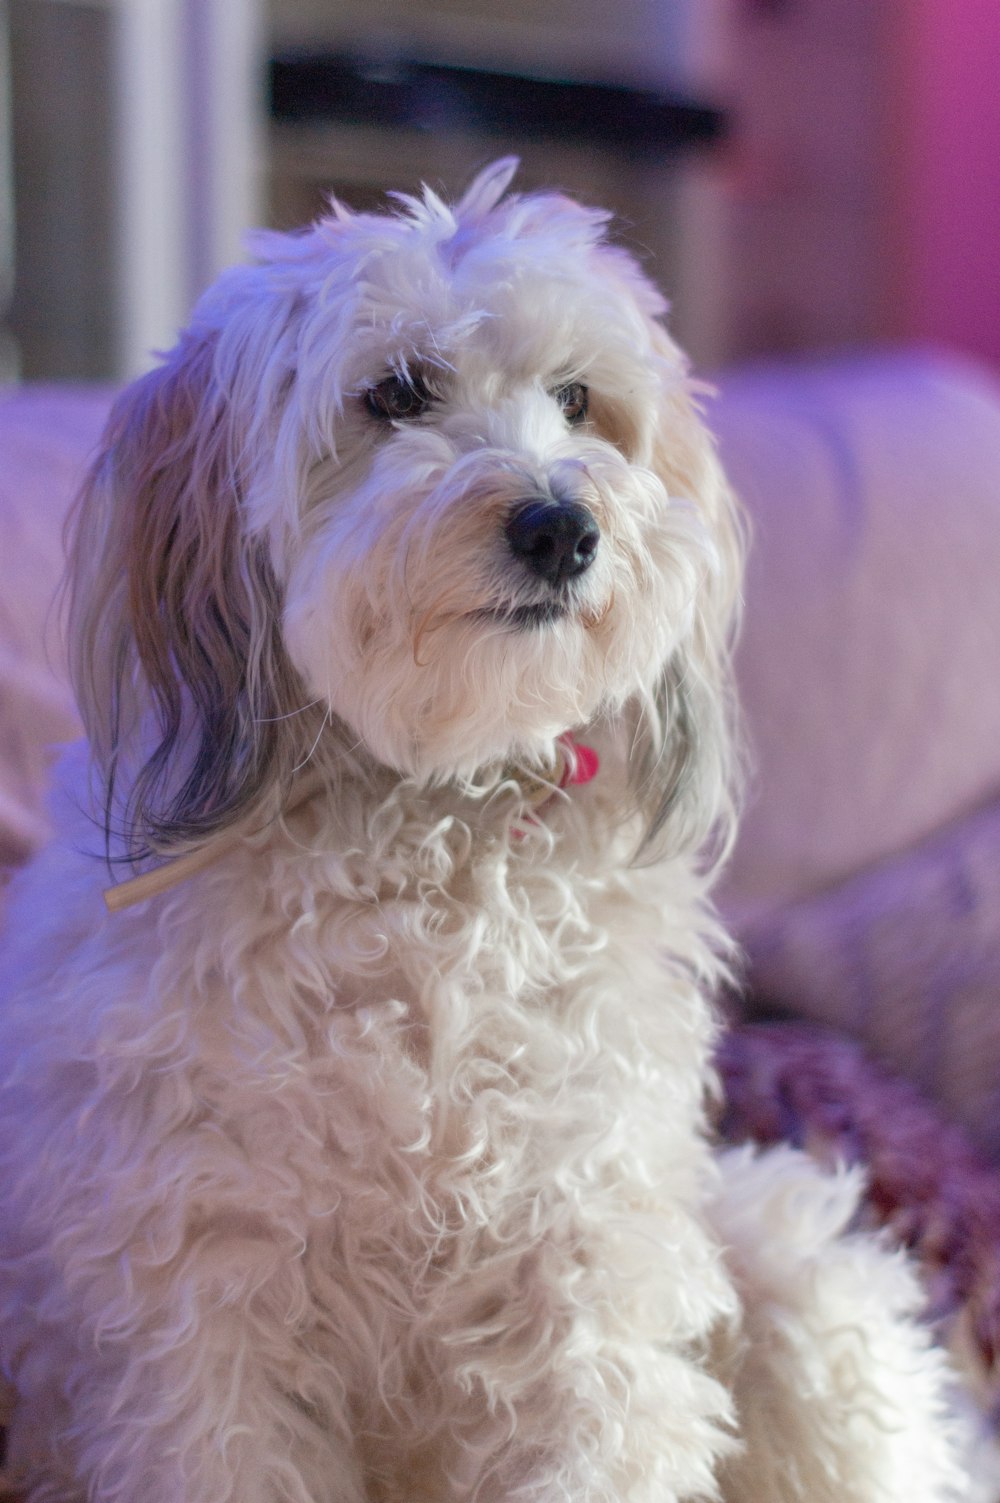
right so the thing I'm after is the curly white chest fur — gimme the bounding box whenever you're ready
[0,784,738,1503]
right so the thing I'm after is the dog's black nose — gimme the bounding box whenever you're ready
[505,500,600,585]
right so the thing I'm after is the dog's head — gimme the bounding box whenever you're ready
[69,159,742,865]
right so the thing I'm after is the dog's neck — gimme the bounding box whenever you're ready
[102,734,599,914]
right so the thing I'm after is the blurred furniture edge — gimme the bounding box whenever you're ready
[268,51,725,154]
[2,348,1000,1167]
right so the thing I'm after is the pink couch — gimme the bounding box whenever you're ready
[3,352,1000,1160]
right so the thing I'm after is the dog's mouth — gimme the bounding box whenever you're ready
[476,600,570,631]
[412,594,579,665]
[471,587,614,633]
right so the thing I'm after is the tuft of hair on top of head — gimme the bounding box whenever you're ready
[453,156,521,219]
[386,156,521,246]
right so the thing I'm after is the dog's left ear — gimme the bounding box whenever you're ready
[66,324,304,861]
[631,319,746,869]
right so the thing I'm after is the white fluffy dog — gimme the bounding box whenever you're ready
[0,160,967,1502]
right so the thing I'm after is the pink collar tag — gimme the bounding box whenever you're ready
[557,734,600,789]
[511,733,600,838]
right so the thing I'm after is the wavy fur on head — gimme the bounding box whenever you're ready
[0,160,968,1503]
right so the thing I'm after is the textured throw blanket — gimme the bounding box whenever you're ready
[718,1019,1000,1424]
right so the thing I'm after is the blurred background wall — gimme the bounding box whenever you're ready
[2,0,999,383]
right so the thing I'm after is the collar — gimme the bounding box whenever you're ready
[514,731,600,813]
[103,734,599,915]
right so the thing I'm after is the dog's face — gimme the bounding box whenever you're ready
[277,167,723,782]
[69,160,741,858]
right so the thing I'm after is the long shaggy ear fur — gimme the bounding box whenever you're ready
[66,329,307,862]
[631,321,746,870]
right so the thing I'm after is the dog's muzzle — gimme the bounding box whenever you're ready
[505,499,600,586]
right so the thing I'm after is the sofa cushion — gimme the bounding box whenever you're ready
[714,349,1000,918]
[737,795,1000,1161]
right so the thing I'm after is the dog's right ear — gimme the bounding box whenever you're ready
[625,321,747,872]
[66,327,301,862]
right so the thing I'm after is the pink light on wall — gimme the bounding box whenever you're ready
[896,0,1000,367]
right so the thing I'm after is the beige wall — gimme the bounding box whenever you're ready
[7,0,896,379]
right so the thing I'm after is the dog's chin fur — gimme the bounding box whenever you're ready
[0,159,969,1502]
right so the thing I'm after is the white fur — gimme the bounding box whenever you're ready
[0,161,967,1501]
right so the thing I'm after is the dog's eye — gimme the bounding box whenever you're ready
[365,374,432,422]
[555,383,589,425]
